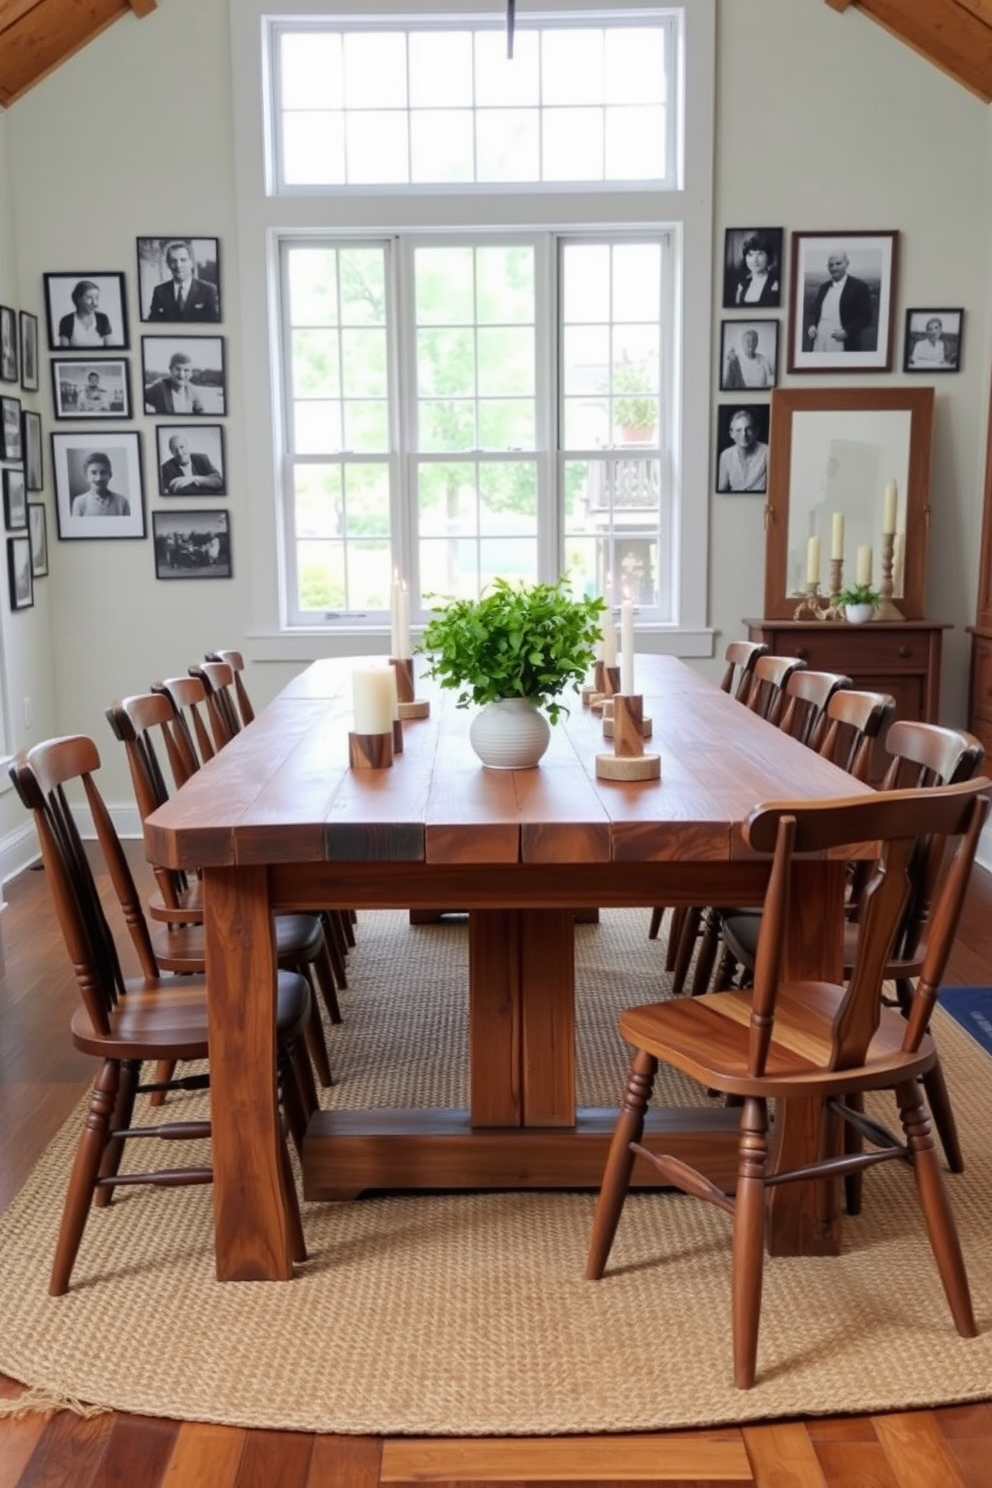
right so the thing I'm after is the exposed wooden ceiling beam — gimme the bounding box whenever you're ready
[954,0,992,28]
[825,0,992,101]
[127,0,156,16]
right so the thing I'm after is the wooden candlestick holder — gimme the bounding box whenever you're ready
[875,532,904,620]
[601,695,652,740]
[792,581,830,621]
[392,718,404,754]
[595,693,660,781]
[349,731,394,769]
[591,664,620,714]
[390,656,431,719]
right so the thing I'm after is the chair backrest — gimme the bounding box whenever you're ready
[205,649,255,726]
[106,692,199,912]
[745,654,807,724]
[742,778,990,1078]
[776,669,851,747]
[879,719,985,791]
[720,641,768,705]
[152,674,218,765]
[810,688,896,782]
[8,736,160,1035]
[188,660,241,749]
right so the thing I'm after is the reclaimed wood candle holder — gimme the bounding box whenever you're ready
[595,693,660,781]
[591,665,620,714]
[392,718,404,754]
[349,731,394,769]
[390,656,430,719]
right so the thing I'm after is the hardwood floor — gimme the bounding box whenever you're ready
[1,842,990,1487]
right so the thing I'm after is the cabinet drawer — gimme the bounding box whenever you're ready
[970,635,992,720]
[767,629,931,674]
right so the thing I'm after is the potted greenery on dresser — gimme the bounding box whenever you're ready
[419,576,604,768]
[836,581,883,624]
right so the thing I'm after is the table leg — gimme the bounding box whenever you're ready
[203,865,294,1281]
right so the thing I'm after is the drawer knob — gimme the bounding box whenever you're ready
[795,647,808,660]
[897,646,911,658]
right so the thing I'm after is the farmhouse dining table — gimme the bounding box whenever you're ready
[144,655,871,1282]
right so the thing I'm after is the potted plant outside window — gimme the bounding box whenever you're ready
[612,355,657,442]
[418,576,604,768]
[836,581,882,624]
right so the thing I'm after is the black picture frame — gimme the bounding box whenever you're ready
[42,272,129,351]
[22,410,43,491]
[19,311,39,392]
[1,395,23,461]
[3,467,27,530]
[153,509,232,579]
[28,503,48,577]
[714,403,770,495]
[0,305,17,383]
[719,319,778,392]
[722,228,783,310]
[141,335,226,417]
[51,357,131,420]
[51,431,146,540]
[7,534,33,610]
[136,236,222,323]
[903,308,963,374]
[156,423,227,495]
[788,230,898,373]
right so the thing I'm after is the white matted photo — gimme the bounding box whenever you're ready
[28,503,49,577]
[23,410,43,490]
[719,320,777,391]
[51,358,131,420]
[788,231,897,373]
[3,467,27,530]
[7,534,32,610]
[153,508,231,579]
[136,237,221,323]
[142,336,226,416]
[156,423,226,495]
[43,272,129,351]
[51,432,146,540]
[903,308,963,373]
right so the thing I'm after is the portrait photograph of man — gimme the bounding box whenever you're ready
[137,237,222,323]
[788,231,897,373]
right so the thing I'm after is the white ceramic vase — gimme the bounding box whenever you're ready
[468,697,551,769]
[845,603,874,624]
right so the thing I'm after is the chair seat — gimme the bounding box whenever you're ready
[619,982,936,1099]
[148,880,203,923]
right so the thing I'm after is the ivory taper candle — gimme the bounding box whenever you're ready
[856,544,872,585]
[806,535,821,584]
[831,511,844,561]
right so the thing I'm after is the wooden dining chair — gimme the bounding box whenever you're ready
[586,777,989,1388]
[775,669,851,746]
[187,659,242,751]
[807,686,897,781]
[204,648,255,726]
[743,653,808,724]
[151,673,218,766]
[107,691,342,1088]
[9,734,315,1294]
[718,719,985,1180]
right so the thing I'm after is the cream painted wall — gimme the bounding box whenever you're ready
[0,0,990,827]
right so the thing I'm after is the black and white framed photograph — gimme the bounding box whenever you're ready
[51,431,146,540]
[788,231,898,373]
[7,534,32,610]
[19,311,39,392]
[141,336,226,416]
[156,423,226,495]
[28,503,48,577]
[22,410,43,491]
[3,468,27,530]
[153,508,231,579]
[722,228,783,310]
[51,357,131,420]
[1,305,19,383]
[714,403,770,494]
[1,395,23,461]
[136,237,221,323]
[719,320,778,391]
[42,272,129,351]
[903,308,963,373]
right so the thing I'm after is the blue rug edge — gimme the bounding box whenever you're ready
[938,986,992,1057]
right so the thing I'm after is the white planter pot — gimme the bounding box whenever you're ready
[468,697,551,769]
[844,603,874,624]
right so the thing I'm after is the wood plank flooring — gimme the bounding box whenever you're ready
[1,843,990,1487]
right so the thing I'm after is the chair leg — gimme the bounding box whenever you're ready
[148,1057,176,1108]
[312,938,343,1024]
[664,906,689,971]
[585,1049,657,1280]
[94,1057,140,1208]
[275,1084,308,1266]
[922,1057,965,1173]
[670,908,701,993]
[731,1096,768,1390]
[303,990,334,1088]
[323,911,350,986]
[897,1079,976,1337]
[689,908,722,996]
[50,1060,119,1296]
[647,906,664,940]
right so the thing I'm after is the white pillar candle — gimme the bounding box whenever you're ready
[387,663,400,721]
[856,544,872,585]
[396,582,411,660]
[882,480,898,536]
[805,535,821,585]
[620,593,635,695]
[831,511,844,561]
[353,668,395,734]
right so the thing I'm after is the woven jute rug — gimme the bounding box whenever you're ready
[0,909,990,1435]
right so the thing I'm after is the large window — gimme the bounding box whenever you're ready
[281,231,673,624]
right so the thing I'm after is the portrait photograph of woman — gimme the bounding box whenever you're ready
[43,272,129,351]
[722,228,783,310]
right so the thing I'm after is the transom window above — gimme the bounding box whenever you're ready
[271,12,677,190]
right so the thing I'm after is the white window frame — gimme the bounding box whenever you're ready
[229,0,716,662]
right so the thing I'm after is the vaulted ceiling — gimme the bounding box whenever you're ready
[1,0,991,109]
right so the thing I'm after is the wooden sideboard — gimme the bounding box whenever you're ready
[744,618,950,780]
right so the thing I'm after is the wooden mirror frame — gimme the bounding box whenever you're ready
[763,386,934,620]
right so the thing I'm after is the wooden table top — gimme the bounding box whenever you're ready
[144,655,870,873]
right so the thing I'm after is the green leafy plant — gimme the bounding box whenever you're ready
[836,582,882,609]
[418,576,604,724]
[611,355,656,432]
